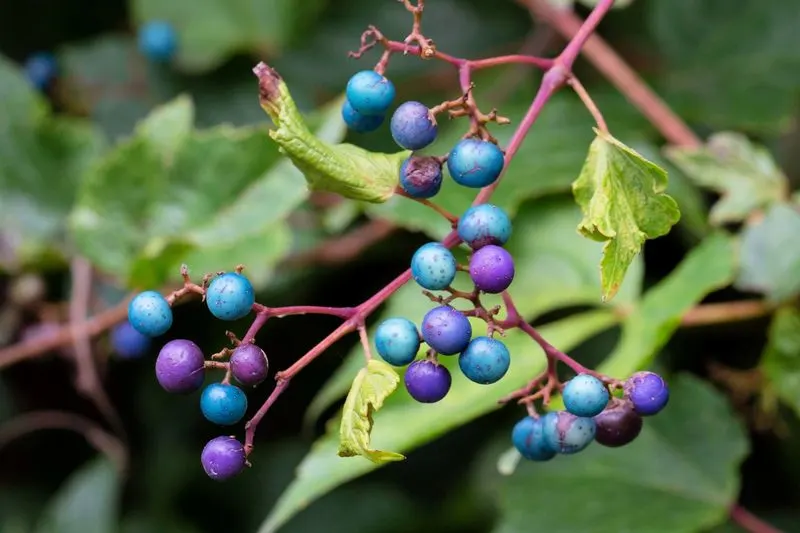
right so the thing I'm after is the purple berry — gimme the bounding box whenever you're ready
[404,360,451,403]
[624,371,670,416]
[111,320,152,360]
[200,436,247,481]
[229,343,269,387]
[399,156,443,199]
[421,305,472,355]
[468,245,515,293]
[390,101,438,150]
[593,400,643,448]
[155,339,206,394]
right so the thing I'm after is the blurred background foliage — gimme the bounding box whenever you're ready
[1,0,800,532]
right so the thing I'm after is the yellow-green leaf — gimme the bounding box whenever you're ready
[338,359,405,464]
[572,129,680,301]
[253,62,409,203]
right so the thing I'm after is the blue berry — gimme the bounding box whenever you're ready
[342,99,384,133]
[541,411,596,454]
[404,359,451,403]
[200,383,248,426]
[128,290,173,337]
[421,306,472,355]
[399,156,443,199]
[458,336,510,384]
[345,70,396,116]
[563,374,610,418]
[390,101,438,150]
[206,272,255,321]
[411,242,457,291]
[624,371,669,416]
[138,20,178,62]
[512,416,556,461]
[457,204,512,250]
[374,317,421,367]
[446,139,504,188]
[110,321,151,360]
[23,52,57,90]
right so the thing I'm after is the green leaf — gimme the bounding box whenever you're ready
[338,359,405,463]
[131,0,328,73]
[761,306,800,416]
[649,0,800,133]
[36,457,121,533]
[492,375,749,533]
[253,63,409,203]
[734,202,800,303]
[0,54,105,272]
[597,232,737,380]
[70,93,345,288]
[665,133,789,225]
[260,309,618,533]
[572,129,680,301]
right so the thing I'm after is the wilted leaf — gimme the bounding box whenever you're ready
[572,129,680,301]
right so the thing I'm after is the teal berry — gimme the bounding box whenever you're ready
[345,70,396,116]
[138,20,177,62]
[390,101,438,150]
[457,203,512,250]
[342,99,384,133]
[200,383,248,426]
[127,290,173,337]
[411,242,457,291]
[563,374,610,418]
[206,272,255,321]
[458,336,511,384]
[374,317,421,366]
[541,410,596,454]
[511,416,556,461]
[446,139,504,188]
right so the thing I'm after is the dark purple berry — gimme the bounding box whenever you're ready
[468,244,515,293]
[593,400,643,448]
[200,436,247,481]
[229,343,269,387]
[399,156,443,199]
[404,360,451,403]
[155,339,206,394]
[624,371,670,416]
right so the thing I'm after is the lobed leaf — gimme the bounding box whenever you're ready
[665,132,788,226]
[338,359,405,463]
[572,129,680,301]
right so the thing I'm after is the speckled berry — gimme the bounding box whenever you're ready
[111,321,152,360]
[206,272,255,321]
[342,99,384,133]
[468,245,515,294]
[457,203,512,250]
[201,436,247,481]
[399,156,443,199]
[155,339,206,394]
[446,139,504,188]
[458,336,510,384]
[624,371,669,416]
[374,317,421,367]
[229,344,269,387]
[563,374,610,418]
[411,242,457,291]
[594,400,643,448]
[345,70,396,116]
[421,305,472,355]
[200,383,248,426]
[390,101,438,150]
[404,360,451,403]
[541,410,596,454]
[128,290,173,337]
[512,416,556,461]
